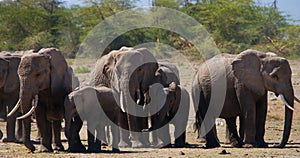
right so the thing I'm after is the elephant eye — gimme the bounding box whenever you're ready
[271,74,279,80]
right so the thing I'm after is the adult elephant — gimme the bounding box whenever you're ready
[111,47,159,148]
[192,49,297,148]
[64,86,121,153]
[8,48,73,152]
[0,52,30,143]
[144,82,189,148]
[89,47,131,147]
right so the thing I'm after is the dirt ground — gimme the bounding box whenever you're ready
[0,56,300,157]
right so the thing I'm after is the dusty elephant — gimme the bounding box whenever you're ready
[64,86,122,153]
[8,48,74,152]
[89,47,131,147]
[111,47,160,148]
[144,82,189,148]
[0,52,32,143]
[192,49,297,148]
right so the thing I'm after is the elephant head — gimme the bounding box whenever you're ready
[232,49,296,147]
[89,47,128,87]
[0,57,9,90]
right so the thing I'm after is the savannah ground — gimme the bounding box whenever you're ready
[0,56,300,157]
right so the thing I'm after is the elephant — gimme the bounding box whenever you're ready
[111,47,160,148]
[64,86,122,153]
[7,48,74,152]
[192,49,297,148]
[89,47,131,147]
[0,129,2,140]
[157,60,180,85]
[0,52,30,143]
[143,82,190,148]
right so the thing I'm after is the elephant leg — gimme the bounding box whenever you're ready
[87,129,100,153]
[203,118,220,148]
[111,124,120,152]
[67,116,85,153]
[140,117,150,147]
[225,117,243,147]
[35,105,53,152]
[157,124,171,148]
[3,115,17,142]
[237,90,257,147]
[129,116,145,148]
[239,116,244,142]
[151,116,158,146]
[52,120,64,151]
[118,113,131,147]
[3,100,18,142]
[16,118,23,142]
[255,96,268,148]
[0,101,6,122]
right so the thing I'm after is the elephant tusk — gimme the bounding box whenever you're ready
[279,94,295,111]
[294,96,300,103]
[120,91,125,113]
[17,95,38,120]
[7,99,21,117]
[136,89,141,105]
[17,106,35,120]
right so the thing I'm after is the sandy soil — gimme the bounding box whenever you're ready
[0,56,299,158]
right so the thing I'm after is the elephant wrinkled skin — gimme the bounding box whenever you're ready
[192,49,295,148]
[64,86,122,153]
[8,48,74,152]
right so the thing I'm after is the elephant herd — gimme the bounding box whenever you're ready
[0,47,298,153]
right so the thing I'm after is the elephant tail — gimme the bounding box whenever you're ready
[191,72,202,138]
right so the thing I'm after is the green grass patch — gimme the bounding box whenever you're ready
[75,66,90,73]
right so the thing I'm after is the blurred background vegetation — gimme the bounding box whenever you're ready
[0,0,299,59]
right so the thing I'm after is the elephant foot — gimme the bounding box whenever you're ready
[197,137,206,143]
[230,138,243,148]
[24,141,35,152]
[205,142,220,149]
[118,140,132,148]
[131,140,145,148]
[87,148,101,153]
[39,144,53,152]
[53,143,65,151]
[255,141,268,148]
[112,148,120,153]
[2,137,17,143]
[174,143,186,148]
[67,143,86,153]
[243,143,254,148]
[161,143,172,148]
[0,117,6,122]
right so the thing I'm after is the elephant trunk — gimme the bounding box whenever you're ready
[277,89,294,148]
[17,78,37,151]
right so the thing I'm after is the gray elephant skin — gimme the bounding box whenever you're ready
[0,53,23,143]
[145,82,189,148]
[8,48,74,152]
[192,49,296,148]
[64,86,122,153]
[111,47,160,148]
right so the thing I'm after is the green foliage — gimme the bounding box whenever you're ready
[0,0,299,59]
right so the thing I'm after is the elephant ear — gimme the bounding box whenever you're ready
[232,50,265,96]
[40,48,69,96]
[4,56,20,93]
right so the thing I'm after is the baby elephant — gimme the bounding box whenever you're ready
[64,86,121,153]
